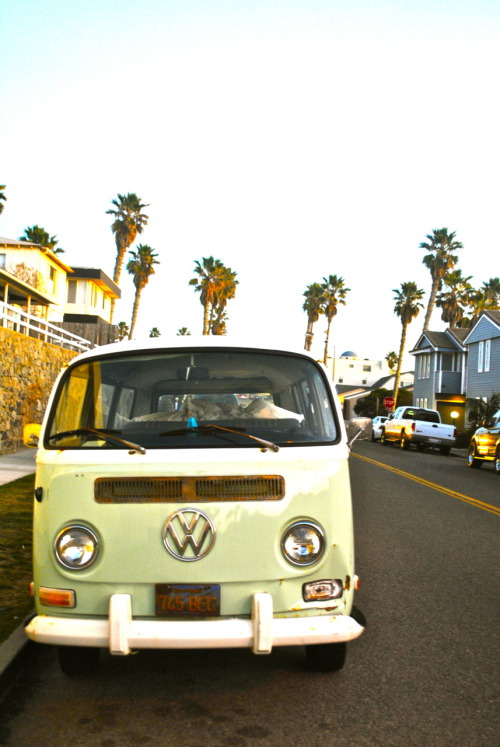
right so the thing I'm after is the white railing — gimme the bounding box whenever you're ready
[0,300,91,352]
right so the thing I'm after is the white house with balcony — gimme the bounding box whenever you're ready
[0,237,120,349]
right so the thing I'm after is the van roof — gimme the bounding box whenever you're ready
[70,336,321,365]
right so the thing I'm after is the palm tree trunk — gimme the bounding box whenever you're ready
[423,277,439,330]
[392,323,408,408]
[128,287,143,339]
[304,321,313,351]
[323,319,332,364]
[202,300,210,335]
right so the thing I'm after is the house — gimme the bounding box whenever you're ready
[463,310,500,400]
[328,351,398,388]
[63,267,120,346]
[0,237,73,321]
[0,238,119,347]
[410,328,468,429]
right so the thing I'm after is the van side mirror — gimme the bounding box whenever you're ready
[23,423,41,448]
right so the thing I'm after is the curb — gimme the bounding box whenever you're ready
[0,614,35,701]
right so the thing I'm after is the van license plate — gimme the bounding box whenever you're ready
[155,583,220,617]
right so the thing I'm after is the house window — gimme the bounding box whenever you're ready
[478,341,484,373]
[67,279,87,304]
[363,365,371,372]
[419,354,431,379]
[48,266,57,294]
[0,254,6,269]
[484,340,491,372]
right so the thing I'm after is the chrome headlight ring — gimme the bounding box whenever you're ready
[54,524,100,570]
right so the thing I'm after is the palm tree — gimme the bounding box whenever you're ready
[189,257,238,335]
[149,327,161,337]
[385,351,399,372]
[177,327,191,335]
[392,282,425,408]
[303,283,325,352]
[420,227,463,330]
[436,269,473,327]
[322,275,350,364]
[0,185,6,214]
[462,277,500,327]
[107,193,149,320]
[20,225,64,253]
[190,257,224,334]
[116,321,129,341]
[210,265,238,335]
[466,393,500,430]
[126,244,159,339]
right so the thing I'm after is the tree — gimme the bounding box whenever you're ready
[19,225,64,253]
[0,185,6,214]
[355,387,412,418]
[322,275,350,364]
[107,193,149,320]
[303,283,325,352]
[210,265,238,335]
[464,277,500,326]
[420,227,463,330]
[385,351,399,372]
[116,321,129,341]
[189,257,238,335]
[466,393,500,430]
[149,327,161,337]
[436,269,473,327]
[177,327,191,336]
[126,244,159,339]
[392,282,425,408]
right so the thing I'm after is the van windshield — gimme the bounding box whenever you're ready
[45,348,338,449]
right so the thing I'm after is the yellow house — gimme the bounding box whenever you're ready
[0,238,120,347]
[0,237,73,321]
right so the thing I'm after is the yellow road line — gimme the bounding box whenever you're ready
[352,452,500,517]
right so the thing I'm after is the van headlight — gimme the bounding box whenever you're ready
[55,525,99,570]
[281,521,325,566]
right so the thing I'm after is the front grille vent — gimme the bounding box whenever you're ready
[95,475,285,503]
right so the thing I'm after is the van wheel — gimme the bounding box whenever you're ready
[467,444,482,469]
[58,645,100,676]
[495,448,500,475]
[399,432,410,450]
[305,642,346,672]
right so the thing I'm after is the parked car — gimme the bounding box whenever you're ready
[467,410,500,474]
[23,337,364,674]
[371,415,388,441]
[380,406,456,455]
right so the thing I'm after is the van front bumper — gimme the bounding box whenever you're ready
[26,592,364,655]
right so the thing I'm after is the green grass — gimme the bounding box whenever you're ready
[0,474,35,645]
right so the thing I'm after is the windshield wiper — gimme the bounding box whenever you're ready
[159,424,280,452]
[47,428,146,455]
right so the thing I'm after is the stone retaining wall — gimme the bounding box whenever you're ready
[0,328,77,454]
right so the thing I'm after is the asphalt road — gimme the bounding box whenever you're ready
[1,441,499,746]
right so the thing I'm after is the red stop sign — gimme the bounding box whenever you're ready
[383,396,395,409]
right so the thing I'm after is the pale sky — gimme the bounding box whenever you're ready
[1,0,498,365]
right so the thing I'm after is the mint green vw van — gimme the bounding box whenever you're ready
[25,338,363,674]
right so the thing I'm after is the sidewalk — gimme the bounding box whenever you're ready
[0,448,36,485]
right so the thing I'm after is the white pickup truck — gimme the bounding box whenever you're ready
[380,406,456,455]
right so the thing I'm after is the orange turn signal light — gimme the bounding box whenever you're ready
[38,587,76,608]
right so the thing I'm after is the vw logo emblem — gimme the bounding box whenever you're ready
[162,508,216,562]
